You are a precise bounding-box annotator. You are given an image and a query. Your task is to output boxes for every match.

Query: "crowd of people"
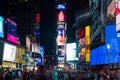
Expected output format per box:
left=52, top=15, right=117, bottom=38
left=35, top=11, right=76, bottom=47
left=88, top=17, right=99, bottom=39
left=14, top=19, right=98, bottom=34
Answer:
left=0, top=65, right=120, bottom=80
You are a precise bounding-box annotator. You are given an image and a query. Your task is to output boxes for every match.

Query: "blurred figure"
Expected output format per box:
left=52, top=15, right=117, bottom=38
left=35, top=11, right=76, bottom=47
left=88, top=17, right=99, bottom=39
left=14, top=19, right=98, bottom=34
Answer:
left=23, top=66, right=29, bottom=80
left=117, top=70, right=120, bottom=80
left=52, top=66, right=58, bottom=80
left=36, top=65, right=48, bottom=80
left=4, top=69, right=12, bottom=80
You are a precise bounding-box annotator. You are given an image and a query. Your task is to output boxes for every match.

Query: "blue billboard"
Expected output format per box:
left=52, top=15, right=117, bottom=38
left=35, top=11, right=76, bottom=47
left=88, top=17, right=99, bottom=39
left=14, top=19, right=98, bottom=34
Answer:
left=0, top=16, right=4, bottom=38
left=90, top=25, right=120, bottom=65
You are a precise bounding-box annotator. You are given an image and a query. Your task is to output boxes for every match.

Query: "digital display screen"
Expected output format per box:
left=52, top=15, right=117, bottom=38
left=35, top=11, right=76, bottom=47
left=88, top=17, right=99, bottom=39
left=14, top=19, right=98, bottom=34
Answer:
left=58, top=57, right=64, bottom=64
left=58, top=45, right=64, bottom=57
left=3, top=43, right=17, bottom=62
left=107, top=0, right=115, bottom=18
left=57, top=29, right=65, bottom=45
left=116, top=1, right=120, bottom=32
left=76, top=28, right=86, bottom=62
left=0, top=16, right=4, bottom=38
left=90, top=25, right=120, bottom=65
left=57, top=4, right=65, bottom=10
left=66, top=43, right=78, bottom=61
left=7, top=18, right=18, bottom=44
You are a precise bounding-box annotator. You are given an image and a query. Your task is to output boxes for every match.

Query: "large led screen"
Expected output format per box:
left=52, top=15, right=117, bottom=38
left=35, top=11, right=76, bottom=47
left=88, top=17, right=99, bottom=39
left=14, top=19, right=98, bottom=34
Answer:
left=58, top=45, right=65, bottom=57
left=116, top=1, right=120, bottom=32
left=58, top=57, right=64, bottom=64
left=90, top=25, right=120, bottom=65
left=57, top=29, right=65, bottom=45
left=3, top=43, right=17, bottom=62
left=76, top=28, right=86, bottom=62
left=7, top=18, right=18, bottom=44
left=66, top=43, right=78, bottom=61
left=0, top=16, right=4, bottom=38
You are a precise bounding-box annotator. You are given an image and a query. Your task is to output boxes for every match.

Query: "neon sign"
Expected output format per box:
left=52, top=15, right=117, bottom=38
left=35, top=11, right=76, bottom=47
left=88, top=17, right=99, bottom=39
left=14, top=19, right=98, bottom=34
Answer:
left=58, top=11, right=64, bottom=22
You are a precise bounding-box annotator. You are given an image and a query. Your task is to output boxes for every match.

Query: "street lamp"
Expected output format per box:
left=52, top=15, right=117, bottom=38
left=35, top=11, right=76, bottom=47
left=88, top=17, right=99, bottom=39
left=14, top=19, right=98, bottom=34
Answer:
left=107, top=44, right=110, bottom=79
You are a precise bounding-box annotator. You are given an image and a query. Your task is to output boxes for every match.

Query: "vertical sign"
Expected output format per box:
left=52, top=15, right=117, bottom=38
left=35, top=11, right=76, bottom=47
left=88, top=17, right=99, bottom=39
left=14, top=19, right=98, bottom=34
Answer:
left=0, top=16, right=4, bottom=38
left=85, top=26, right=90, bottom=62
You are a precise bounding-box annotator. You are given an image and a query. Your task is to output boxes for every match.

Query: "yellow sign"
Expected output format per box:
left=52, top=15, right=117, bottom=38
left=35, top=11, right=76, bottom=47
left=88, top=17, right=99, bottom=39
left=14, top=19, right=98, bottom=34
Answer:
left=85, top=26, right=90, bottom=62
left=21, top=48, right=25, bottom=64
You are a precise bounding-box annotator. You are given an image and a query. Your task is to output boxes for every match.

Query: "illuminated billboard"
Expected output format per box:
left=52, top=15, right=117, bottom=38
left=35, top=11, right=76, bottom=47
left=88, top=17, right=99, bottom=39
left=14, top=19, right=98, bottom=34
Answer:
left=85, top=26, right=90, bottom=62
left=40, top=46, right=44, bottom=65
left=116, top=1, right=120, bottom=32
left=58, top=45, right=65, bottom=56
left=57, top=29, right=65, bottom=45
left=32, top=43, right=40, bottom=53
left=90, top=25, right=120, bottom=65
left=58, top=57, right=64, bottom=64
left=58, top=11, right=64, bottom=22
left=76, top=28, right=86, bottom=62
left=7, top=18, right=18, bottom=44
left=57, top=4, right=65, bottom=10
left=0, top=16, right=4, bottom=38
left=66, top=43, right=78, bottom=61
left=26, top=36, right=31, bottom=51
left=3, top=43, right=17, bottom=62
left=107, top=0, right=115, bottom=23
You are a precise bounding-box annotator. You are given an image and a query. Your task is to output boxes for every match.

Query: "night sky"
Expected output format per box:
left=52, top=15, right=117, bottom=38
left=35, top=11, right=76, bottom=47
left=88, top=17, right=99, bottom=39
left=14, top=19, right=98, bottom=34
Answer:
left=40, top=0, right=57, bottom=55
left=40, top=0, right=76, bottom=55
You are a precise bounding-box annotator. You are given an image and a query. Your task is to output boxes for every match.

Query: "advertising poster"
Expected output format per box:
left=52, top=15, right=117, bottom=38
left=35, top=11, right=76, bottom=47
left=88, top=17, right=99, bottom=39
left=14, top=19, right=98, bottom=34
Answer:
left=16, top=48, right=22, bottom=63
left=90, top=25, right=120, bottom=65
left=85, top=26, right=90, bottom=62
left=3, top=43, right=17, bottom=62
left=7, top=18, right=18, bottom=44
left=116, top=1, right=120, bottom=32
left=76, top=28, right=86, bottom=62
left=0, top=16, right=4, bottom=38
left=66, top=43, right=78, bottom=61
left=57, top=29, right=65, bottom=45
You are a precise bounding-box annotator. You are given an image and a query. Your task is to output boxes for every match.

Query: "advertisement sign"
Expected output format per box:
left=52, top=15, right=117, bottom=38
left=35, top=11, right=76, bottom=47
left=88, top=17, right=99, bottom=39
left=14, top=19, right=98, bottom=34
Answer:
left=58, top=11, right=64, bottom=22
left=26, top=36, right=31, bottom=51
left=58, top=45, right=65, bottom=56
left=90, top=25, right=120, bottom=65
left=7, top=18, right=18, bottom=44
left=16, top=48, right=22, bottom=63
left=21, top=48, right=25, bottom=64
left=57, top=4, right=65, bottom=10
left=57, top=29, right=65, bottom=45
left=58, top=57, right=64, bottom=64
left=32, top=43, right=40, bottom=53
left=76, top=28, right=86, bottom=62
left=57, top=24, right=65, bottom=29
left=0, top=16, right=4, bottom=38
left=85, top=26, right=90, bottom=62
left=66, top=43, right=78, bottom=61
left=116, top=1, right=120, bottom=32
left=107, top=0, right=115, bottom=20
left=3, top=43, right=17, bottom=62
left=40, top=46, right=44, bottom=65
